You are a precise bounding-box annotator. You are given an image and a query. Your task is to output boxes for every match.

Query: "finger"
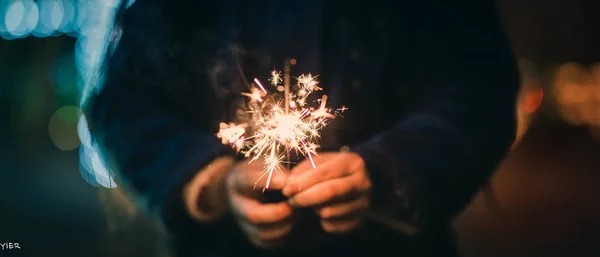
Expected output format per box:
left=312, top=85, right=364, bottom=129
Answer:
left=283, top=161, right=349, bottom=197
left=230, top=195, right=293, bottom=225
left=256, top=220, right=294, bottom=241
left=240, top=219, right=293, bottom=250
left=240, top=218, right=294, bottom=242
left=248, top=235, right=284, bottom=250
left=288, top=178, right=357, bottom=208
left=253, top=169, right=288, bottom=191
left=321, top=217, right=363, bottom=234
left=232, top=165, right=287, bottom=194
left=291, top=153, right=339, bottom=175
left=289, top=159, right=316, bottom=177
left=315, top=197, right=370, bottom=219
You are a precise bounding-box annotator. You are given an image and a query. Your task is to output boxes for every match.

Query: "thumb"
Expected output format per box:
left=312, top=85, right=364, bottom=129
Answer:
left=268, top=170, right=287, bottom=190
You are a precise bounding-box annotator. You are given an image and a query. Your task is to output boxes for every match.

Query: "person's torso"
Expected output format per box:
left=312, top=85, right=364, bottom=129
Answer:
left=157, top=1, right=461, bottom=256
left=166, top=0, right=421, bottom=152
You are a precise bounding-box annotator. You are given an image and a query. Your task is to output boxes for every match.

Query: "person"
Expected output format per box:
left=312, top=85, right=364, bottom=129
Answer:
left=453, top=62, right=600, bottom=257
left=84, top=0, right=519, bottom=256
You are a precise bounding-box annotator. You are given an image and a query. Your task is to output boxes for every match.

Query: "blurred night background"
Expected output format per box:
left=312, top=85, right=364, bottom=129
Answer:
left=0, top=0, right=598, bottom=256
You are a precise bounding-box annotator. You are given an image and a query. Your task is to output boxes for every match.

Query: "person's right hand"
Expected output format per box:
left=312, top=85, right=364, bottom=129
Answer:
left=225, top=161, right=294, bottom=249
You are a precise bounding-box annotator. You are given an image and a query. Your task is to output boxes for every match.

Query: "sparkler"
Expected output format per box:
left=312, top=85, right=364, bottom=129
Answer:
left=217, top=60, right=347, bottom=190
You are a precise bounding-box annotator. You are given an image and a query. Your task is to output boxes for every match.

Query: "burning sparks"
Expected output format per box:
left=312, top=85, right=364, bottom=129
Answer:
left=217, top=69, right=345, bottom=190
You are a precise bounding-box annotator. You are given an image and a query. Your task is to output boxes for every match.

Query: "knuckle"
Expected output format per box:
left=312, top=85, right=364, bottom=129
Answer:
left=323, top=169, right=338, bottom=180
left=362, top=177, right=372, bottom=190
left=325, top=183, right=341, bottom=199
left=352, top=178, right=371, bottom=195
left=354, top=171, right=371, bottom=189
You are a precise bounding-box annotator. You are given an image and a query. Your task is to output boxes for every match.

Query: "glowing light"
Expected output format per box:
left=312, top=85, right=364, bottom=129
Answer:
left=58, top=0, right=75, bottom=33
left=79, top=115, right=116, bottom=189
left=124, top=0, right=137, bottom=9
left=39, top=0, right=64, bottom=31
left=69, top=0, right=88, bottom=35
left=79, top=143, right=117, bottom=188
left=22, top=0, right=39, bottom=36
left=217, top=68, right=347, bottom=189
left=77, top=114, right=93, bottom=148
left=76, top=0, right=124, bottom=189
left=48, top=105, right=82, bottom=151
left=33, top=0, right=58, bottom=36
left=4, top=1, right=25, bottom=35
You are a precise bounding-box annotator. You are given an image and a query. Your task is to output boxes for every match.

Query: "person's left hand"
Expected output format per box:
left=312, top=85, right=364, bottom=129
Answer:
left=282, top=152, right=372, bottom=233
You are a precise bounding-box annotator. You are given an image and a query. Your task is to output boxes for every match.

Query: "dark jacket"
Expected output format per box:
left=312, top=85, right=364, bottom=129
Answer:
left=85, top=0, right=519, bottom=256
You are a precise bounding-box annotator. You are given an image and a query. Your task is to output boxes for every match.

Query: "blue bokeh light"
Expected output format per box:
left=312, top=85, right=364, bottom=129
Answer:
left=77, top=114, right=92, bottom=149
left=22, top=0, right=39, bottom=36
left=79, top=142, right=117, bottom=189
left=1, top=0, right=126, bottom=188
left=78, top=115, right=117, bottom=188
left=58, top=0, right=75, bottom=33
left=4, top=1, right=25, bottom=36
left=42, top=0, right=62, bottom=30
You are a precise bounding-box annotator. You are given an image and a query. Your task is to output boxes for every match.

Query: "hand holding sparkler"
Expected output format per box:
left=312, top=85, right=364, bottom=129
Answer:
left=225, top=160, right=294, bottom=249
left=282, top=152, right=372, bottom=234
left=217, top=64, right=346, bottom=190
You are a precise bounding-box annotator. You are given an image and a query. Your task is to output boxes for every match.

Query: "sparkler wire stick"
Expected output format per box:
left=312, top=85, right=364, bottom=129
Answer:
left=284, top=59, right=292, bottom=170
left=284, top=58, right=292, bottom=114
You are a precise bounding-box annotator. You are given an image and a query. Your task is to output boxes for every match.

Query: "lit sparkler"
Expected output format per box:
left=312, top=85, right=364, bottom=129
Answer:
left=217, top=62, right=347, bottom=190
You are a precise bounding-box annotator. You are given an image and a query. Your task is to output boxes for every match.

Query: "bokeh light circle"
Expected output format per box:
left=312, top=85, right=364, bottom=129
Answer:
left=22, top=0, right=40, bottom=37
left=33, top=0, right=62, bottom=37
left=3, top=0, right=40, bottom=38
left=79, top=143, right=118, bottom=188
left=77, top=113, right=118, bottom=188
left=41, top=0, right=64, bottom=31
left=4, top=1, right=25, bottom=36
left=77, top=114, right=93, bottom=148
left=68, top=0, right=88, bottom=34
left=79, top=149, right=101, bottom=188
left=58, top=0, right=75, bottom=33
left=48, top=105, right=81, bottom=151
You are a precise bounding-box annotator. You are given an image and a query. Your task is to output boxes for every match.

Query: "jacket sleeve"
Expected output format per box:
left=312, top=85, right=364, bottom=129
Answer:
left=354, top=0, right=520, bottom=229
left=84, top=0, right=245, bottom=246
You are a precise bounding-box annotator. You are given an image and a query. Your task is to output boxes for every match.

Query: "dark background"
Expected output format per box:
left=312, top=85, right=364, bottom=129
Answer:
left=0, top=0, right=598, bottom=256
